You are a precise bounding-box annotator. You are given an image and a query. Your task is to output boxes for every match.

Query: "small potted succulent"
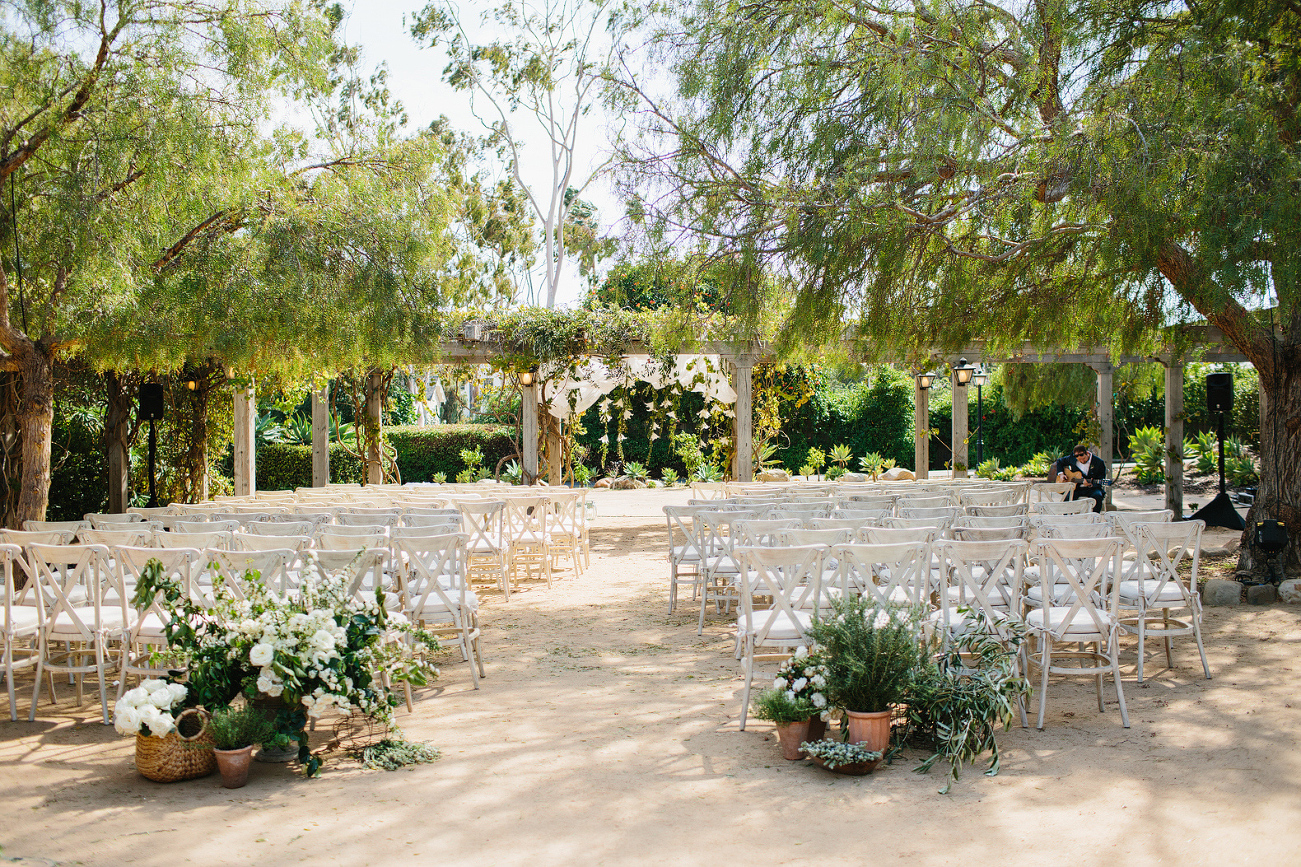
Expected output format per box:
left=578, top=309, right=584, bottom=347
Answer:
left=206, top=704, right=276, bottom=788
left=750, top=647, right=830, bottom=759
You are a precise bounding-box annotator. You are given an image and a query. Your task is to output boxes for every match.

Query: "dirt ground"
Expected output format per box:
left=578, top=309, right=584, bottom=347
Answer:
left=2, top=516, right=1300, bottom=867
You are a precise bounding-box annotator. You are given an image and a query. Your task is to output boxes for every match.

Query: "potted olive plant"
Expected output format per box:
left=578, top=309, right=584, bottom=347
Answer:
left=750, top=648, right=829, bottom=759
left=806, top=598, right=923, bottom=770
left=207, top=705, right=276, bottom=789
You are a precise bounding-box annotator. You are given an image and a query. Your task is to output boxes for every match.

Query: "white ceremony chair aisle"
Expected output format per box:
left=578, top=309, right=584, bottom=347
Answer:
left=2, top=544, right=40, bottom=721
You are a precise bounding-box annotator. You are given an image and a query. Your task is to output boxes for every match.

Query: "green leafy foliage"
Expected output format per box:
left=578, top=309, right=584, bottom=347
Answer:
left=206, top=704, right=277, bottom=751
left=1130, top=426, right=1166, bottom=485
left=806, top=599, right=923, bottom=714
left=660, top=467, right=680, bottom=486
left=902, top=609, right=1031, bottom=793
left=256, top=425, right=514, bottom=491
left=355, top=738, right=441, bottom=771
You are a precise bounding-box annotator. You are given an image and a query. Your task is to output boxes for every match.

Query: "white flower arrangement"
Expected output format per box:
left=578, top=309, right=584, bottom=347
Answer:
left=772, top=646, right=830, bottom=715
left=114, top=679, right=188, bottom=737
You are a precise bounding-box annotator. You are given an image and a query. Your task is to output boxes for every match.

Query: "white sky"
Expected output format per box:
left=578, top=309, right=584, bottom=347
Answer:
left=338, top=0, right=626, bottom=309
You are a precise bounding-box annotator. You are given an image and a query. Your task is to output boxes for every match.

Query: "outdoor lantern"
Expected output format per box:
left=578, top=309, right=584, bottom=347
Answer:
left=972, top=367, right=989, bottom=388
left=519, top=369, right=535, bottom=387
left=953, top=357, right=976, bottom=386
left=183, top=374, right=199, bottom=391
left=224, top=365, right=236, bottom=379
left=917, top=372, right=934, bottom=389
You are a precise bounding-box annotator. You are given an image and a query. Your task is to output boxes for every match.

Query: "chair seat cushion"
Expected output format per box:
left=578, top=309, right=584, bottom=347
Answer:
left=736, top=609, right=814, bottom=641
left=1117, top=581, right=1187, bottom=604
left=5, top=606, right=42, bottom=633
left=413, top=591, right=480, bottom=617
left=1026, top=606, right=1112, bottom=636
left=1025, top=583, right=1082, bottom=604
left=945, top=584, right=1015, bottom=607
left=670, top=545, right=702, bottom=563
left=48, top=607, right=126, bottom=636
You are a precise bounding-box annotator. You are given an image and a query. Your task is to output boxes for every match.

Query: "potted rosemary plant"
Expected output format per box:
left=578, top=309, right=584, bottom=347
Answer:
left=806, top=598, right=923, bottom=766
left=207, top=705, right=276, bottom=789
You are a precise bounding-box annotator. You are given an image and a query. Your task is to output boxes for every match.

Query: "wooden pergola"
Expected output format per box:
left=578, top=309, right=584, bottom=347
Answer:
left=226, top=324, right=1247, bottom=516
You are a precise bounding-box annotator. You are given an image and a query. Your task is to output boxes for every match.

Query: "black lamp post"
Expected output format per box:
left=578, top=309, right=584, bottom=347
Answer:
left=972, top=366, right=988, bottom=466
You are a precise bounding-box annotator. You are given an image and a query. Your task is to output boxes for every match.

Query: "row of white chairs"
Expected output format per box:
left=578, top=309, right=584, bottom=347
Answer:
left=1, top=533, right=485, bottom=723
left=727, top=521, right=1209, bottom=731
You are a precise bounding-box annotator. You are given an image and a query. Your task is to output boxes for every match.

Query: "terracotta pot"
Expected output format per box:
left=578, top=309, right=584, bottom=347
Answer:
left=214, top=745, right=255, bottom=789
left=843, top=710, right=891, bottom=772
left=774, top=716, right=828, bottom=760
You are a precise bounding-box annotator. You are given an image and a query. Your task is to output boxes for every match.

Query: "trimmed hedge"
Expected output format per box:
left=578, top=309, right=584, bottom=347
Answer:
left=255, top=424, right=516, bottom=492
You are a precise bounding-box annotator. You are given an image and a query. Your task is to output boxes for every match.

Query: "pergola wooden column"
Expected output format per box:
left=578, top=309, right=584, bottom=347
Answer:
left=224, top=327, right=1247, bottom=502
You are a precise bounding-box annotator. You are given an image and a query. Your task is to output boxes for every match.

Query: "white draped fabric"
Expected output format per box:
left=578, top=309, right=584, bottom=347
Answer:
left=544, top=355, right=737, bottom=420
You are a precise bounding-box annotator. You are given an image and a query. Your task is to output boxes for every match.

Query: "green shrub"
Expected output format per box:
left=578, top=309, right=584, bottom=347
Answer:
left=1129, top=425, right=1165, bottom=484
left=256, top=425, right=515, bottom=491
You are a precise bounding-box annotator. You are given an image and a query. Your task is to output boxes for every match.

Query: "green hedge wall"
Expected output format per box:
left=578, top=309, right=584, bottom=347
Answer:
left=256, top=424, right=516, bottom=492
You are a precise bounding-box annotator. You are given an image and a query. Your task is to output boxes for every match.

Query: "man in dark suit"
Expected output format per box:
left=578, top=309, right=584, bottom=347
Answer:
left=1049, top=444, right=1108, bottom=512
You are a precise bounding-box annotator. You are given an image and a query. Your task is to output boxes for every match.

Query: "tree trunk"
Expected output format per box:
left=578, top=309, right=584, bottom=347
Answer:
left=364, top=369, right=383, bottom=486
left=1237, top=346, right=1301, bottom=579
left=105, top=371, right=135, bottom=513
left=15, top=350, right=53, bottom=525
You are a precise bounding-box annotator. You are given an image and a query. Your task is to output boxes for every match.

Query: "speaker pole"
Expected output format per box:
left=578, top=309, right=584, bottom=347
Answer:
left=1217, top=409, right=1227, bottom=495
left=1191, top=409, right=1245, bottom=530
left=147, top=418, right=158, bottom=508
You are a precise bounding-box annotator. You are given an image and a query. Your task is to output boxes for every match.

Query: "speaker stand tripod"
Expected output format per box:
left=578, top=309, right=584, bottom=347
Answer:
left=1190, top=409, right=1245, bottom=531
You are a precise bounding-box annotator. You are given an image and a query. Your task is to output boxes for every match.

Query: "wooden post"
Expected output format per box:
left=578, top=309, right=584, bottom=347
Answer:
left=914, top=377, right=930, bottom=480
left=951, top=371, right=969, bottom=476
left=1093, top=361, right=1115, bottom=507
left=522, top=382, right=539, bottom=484
left=105, top=372, right=131, bottom=512
left=233, top=380, right=255, bottom=496
left=365, top=369, right=383, bottom=486
left=312, top=383, right=329, bottom=487
left=732, top=359, right=754, bottom=482
left=1164, top=360, right=1184, bottom=516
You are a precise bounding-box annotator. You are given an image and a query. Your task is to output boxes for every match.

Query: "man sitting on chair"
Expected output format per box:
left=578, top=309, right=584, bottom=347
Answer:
left=1049, top=444, right=1108, bottom=512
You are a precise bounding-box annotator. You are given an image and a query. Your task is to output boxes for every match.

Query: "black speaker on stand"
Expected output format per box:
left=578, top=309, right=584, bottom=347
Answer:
left=138, top=383, right=165, bottom=508
left=1190, top=372, right=1245, bottom=530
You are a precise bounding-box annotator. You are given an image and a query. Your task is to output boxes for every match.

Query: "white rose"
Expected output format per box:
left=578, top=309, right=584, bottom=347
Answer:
left=122, top=687, right=149, bottom=707
left=310, top=628, right=335, bottom=649
left=794, top=645, right=809, bottom=658
left=148, top=689, right=176, bottom=709
left=140, top=679, right=166, bottom=694
left=249, top=643, right=275, bottom=667
left=812, top=693, right=827, bottom=709
left=792, top=677, right=808, bottom=692
left=263, top=681, right=284, bottom=698
left=114, top=705, right=142, bottom=736
left=772, top=677, right=785, bottom=690
left=167, top=683, right=188, bottom=705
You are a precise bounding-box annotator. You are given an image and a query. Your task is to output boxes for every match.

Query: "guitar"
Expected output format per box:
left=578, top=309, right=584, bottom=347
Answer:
left=1057, top=462, right=1115, bottom=488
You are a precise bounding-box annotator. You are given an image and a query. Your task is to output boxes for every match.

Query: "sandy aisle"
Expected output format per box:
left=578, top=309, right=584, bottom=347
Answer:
left=2, top=516, right=1299, bottom=866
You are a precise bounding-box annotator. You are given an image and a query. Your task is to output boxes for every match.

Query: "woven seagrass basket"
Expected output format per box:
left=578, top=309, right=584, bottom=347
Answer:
left=135, top=708, right=216, bottom=783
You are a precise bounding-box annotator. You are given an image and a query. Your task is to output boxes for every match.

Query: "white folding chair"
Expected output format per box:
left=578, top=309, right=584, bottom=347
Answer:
left=205, top=548, right=296, bottom=597
left=22, top=520, right=89, bottom=536
left=1117, top=520, right=1210, bottom=683
left=664, top=505, right=709, bottom=616
left=157, top=530, right=234, bottom=550
left=79, top=526, right=154, bottom=548
left=1030, top=482, right=1076, bottom=503
left=456, top=500, right=509, bottom=600
left=734, top=518, right=802, bottom=547
left=734, top=544, right=823, bottom=730
left=1024, top=537, right=1128, bottom=729
left=832, top=542, right=928, bottom=608
left=1030, top=499, right=1096, bottom=516
left=2, top=544, right=40, bottom=721
left=395, top=535, right=483, bottom=689
left=958, top=488, right=1019, bottom=508
left=966, top=503, right=1029, bottom=518
left=113, top=546, right=200, bottom=697
left=246, top=520, right=314, bottom=537
left=27, top=543, right=121, bottom=723
left=85, top=512, right=146, bottom=528
left=503, top=496, right=552, bottom=589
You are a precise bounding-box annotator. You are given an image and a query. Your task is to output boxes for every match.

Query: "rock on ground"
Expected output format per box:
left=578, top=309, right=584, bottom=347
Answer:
left=1203, top=578, right=1243, bottom=606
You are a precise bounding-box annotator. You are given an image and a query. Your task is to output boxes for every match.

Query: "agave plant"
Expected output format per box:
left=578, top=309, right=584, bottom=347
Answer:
left=622, top=461, right=649, bottom=481
left=829, top=443, right=854, bottom=469
left=693, top=463, right=723, bottom=482
left=859, top=452, right=885, bottom=481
